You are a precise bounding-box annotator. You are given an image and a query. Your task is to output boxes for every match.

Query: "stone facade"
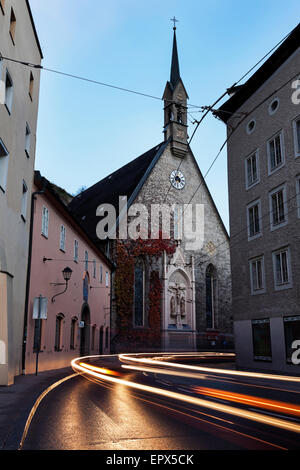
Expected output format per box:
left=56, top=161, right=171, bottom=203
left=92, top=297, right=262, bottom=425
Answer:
left=0, top=0, right=42, bottom=385
left=218, top=29, right=300, bottom=373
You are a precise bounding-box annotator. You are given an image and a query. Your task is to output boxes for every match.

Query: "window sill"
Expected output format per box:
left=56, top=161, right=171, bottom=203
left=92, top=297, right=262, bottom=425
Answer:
left=270, top=220, right=288, bottom=231
left=268, top=162, right=285, bottom=176
left=21, top=214, right=26, bottom=223
left=246, top=180, right=260, bottom=191
left=41, top=232, right=48, bottom=239
left=251, top=288, right=266, bottom=296
left=253, top=356, right=272, bottom=362
left=274, top=283, right=293, bottom=292
left=248, top=232, right=262, bottom=242
left=25, top=149, right=30, bottom=159
left=0, top=185, right=5, bottom=194
left=29, top=92, right=33, bottom=102
left=60, top=248, right=66, bottom=253
left=54, top=348, right=63, bottom=352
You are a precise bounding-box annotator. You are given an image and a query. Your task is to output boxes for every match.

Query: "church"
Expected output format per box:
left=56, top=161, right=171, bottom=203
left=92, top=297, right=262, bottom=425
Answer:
left=69, top=26, right=232, bottom=353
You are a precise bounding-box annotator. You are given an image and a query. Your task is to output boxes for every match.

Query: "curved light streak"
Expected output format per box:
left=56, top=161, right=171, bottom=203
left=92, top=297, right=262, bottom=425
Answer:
left=119, top=353, right=300, bottom=383
left=72, top=358, right=300, bottom=434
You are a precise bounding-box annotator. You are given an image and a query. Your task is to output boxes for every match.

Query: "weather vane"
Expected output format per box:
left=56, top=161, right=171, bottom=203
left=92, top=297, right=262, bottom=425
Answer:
left=170, top=16, right=179, bottom=30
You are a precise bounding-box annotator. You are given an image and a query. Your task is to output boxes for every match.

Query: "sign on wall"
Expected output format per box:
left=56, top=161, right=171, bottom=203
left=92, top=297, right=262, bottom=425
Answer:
left=32, top=296, right=48, bottom=320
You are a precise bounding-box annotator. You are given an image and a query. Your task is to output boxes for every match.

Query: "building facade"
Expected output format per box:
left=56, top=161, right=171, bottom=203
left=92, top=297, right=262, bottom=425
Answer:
left=217, top=23, right=300, bottom=373
left=0, top=0, right=42, bottom=384
left=69, top=28, right=233, bottom=353
left=24, top=172, right=113, bottom=375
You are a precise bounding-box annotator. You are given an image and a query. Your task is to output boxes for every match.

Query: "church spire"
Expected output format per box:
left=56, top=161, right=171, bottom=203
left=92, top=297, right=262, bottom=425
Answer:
left=162, top=18, right=189, bottom=158
left=170, top=25, right=180, bottom=88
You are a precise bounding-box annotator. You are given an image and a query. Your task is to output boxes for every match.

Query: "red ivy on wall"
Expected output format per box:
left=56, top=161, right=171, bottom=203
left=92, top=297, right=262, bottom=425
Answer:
left=114, top=234, right=177, bottom=350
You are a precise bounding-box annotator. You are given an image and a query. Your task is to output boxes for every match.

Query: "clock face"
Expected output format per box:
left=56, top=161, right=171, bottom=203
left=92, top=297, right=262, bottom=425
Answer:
left=170, top=170, right=186, bottom=190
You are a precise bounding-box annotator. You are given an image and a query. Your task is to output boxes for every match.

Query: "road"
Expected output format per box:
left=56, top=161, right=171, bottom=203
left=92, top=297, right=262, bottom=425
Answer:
left=21, top=353, right=300, bottom=450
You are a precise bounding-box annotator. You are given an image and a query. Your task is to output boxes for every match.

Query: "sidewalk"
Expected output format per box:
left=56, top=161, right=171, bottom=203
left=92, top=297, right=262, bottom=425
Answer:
left=0, top=367, right=73, bottom=450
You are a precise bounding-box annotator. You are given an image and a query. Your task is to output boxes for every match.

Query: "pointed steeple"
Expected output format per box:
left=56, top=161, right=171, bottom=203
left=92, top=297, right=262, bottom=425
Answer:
left=170, top=28, right=180, bottom=88
left=162, top=19, right=189, bottom=158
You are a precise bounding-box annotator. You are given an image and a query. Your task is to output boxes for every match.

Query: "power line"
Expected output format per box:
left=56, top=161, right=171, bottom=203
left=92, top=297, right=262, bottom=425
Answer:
left=183, top=71, right=300, bottom=211
left=0, top=53, right=202, bottom=110
left=197, top=185, right=300, bottom=266
left=161, top=27, right=294, bottom=205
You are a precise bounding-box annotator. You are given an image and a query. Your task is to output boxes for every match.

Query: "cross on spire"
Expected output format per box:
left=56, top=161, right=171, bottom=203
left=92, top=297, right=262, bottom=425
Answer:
left=170, top=16, right=178, bottom=30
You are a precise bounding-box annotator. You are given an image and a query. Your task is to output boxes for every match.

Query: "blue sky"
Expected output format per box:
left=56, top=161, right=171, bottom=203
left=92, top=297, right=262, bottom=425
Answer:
left=29, top=0, right=299, bottom=231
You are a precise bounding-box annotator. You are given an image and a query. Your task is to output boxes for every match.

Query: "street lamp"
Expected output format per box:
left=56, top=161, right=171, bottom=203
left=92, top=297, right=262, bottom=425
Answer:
left=51, top=266, right=73, bottom=303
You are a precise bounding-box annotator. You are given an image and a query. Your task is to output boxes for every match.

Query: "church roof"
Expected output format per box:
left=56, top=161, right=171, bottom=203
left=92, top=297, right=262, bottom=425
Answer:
left=69, top=141, right=168, bottom=242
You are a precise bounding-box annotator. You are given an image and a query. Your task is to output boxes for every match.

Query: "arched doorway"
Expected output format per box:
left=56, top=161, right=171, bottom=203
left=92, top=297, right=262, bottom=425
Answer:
left=80, top=304, right=91, bottom=357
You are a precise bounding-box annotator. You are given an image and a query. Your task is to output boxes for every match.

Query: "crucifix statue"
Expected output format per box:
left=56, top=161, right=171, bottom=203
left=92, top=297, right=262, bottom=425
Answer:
left=168, top=282, right=186, bottom=329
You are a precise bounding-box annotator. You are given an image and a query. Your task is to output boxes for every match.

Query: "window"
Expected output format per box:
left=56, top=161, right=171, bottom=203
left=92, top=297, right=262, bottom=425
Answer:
left=245, top=151, right=259, bottom=188
left=134, top=260, right=145, bottom=327
left=249, top=256, right=265, bottom=294
left=100, top=265, right=103, bottom=283
left=70, top=317, right=77, bottom=350
left=268, top=131, right=284, bottom=173
left=55, top=314, right=64, bottom=351
left=0, top=0, right=5, bottom=15
left=25, top=123, right=31, bottom=157
left=206, top=264, right=217, bottom=329
left=60, top=225, right=66, bottom=251
left=42, top=206, right=49, bottom=237
left=21, top=180, right=28, bottom=220
left=4, top=70, right=13, bottom=114
left=84, top=250, right=89, bottom=271
left=293, top=116, right=300, bottom=158
left=0, top=138, right=9, bottom=191
left=268, top=98, right=279, bottom=115
left=74, top=240, right=79, bottom=262
left=105, top=271, right=109, bottom=287
left=105, top=327, right=109, bottom=349
left=252, top=319, right=272, bottom=361
left=91, top=325, right=96, bottom=350
left=247, top=199, right=261, bottom=239
left=9, top=8, right=16, bottom=44
left=284, top=316, right=300, bottom=363
left=272, top=247, right=292, bottom=290
left=99, top=326, right=104, bottom=354
left=29, top=72, right=34, bottom=100
left=269, top=185, right=287, bottom=230
left=93, top=259, right=96, bottom=278
left=246, top=119, right=256, bottom=135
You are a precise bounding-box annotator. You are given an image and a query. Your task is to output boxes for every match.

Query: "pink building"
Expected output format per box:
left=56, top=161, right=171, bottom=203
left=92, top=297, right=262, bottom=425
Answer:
left=23, top=171, right=114, bottom=374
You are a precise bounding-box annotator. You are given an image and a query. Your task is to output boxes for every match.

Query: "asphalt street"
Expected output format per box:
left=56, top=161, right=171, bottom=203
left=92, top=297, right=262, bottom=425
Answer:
left=21, top=355, right=300, bottom=450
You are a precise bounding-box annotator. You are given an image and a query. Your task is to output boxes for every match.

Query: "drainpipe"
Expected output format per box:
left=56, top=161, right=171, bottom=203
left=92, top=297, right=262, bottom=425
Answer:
left=21, top=178, right=46, bottom=374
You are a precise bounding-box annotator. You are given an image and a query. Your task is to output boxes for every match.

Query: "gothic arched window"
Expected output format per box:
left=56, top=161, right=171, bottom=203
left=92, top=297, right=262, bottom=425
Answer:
left=134, top=259, right=145, bottom=327
left=206, top=264, right=217, bottom=329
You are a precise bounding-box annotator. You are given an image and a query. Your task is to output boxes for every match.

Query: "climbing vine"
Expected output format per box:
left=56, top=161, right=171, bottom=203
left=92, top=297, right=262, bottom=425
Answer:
left=114, top=234, right=177, bottom=350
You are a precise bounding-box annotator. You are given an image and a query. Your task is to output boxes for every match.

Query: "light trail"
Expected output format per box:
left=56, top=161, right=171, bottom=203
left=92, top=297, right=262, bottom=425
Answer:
left=72, top=358, right=300, bottom=434
left=191, top=386, right=300, bottom=418
left=119, top=353, right=300, bottom=383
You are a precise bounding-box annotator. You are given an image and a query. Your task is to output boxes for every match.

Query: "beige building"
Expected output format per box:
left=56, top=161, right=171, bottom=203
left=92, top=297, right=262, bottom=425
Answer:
left=0, top=0, right=42, bottom=385
left=217, top=23, right=300, bottom=373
